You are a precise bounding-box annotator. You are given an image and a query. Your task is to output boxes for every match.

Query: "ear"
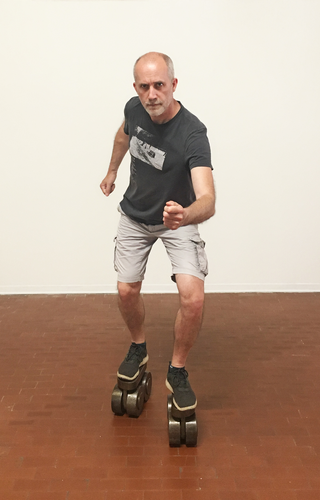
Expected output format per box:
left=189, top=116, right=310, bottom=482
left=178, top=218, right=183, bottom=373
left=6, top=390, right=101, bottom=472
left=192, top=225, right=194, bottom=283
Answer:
left=172, top=78, right=178, bottom=92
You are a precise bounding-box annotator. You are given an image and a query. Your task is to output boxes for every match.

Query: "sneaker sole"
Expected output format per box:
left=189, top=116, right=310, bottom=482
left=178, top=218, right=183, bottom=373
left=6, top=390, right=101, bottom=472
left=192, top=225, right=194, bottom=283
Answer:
left=117, top=355, right=149, bottom=381
left=165, top=379, right=197, bottom=412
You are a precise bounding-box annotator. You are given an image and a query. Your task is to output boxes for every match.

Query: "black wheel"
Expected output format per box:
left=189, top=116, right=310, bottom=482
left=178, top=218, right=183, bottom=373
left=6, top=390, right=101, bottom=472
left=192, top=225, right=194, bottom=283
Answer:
left=111, top=384, right=125, bottom=416
left=126, top=384, right=145, bottom=418
left=185, top=414, right=198, bottom=447
left=141, top=372, right=152, bottom=402
left=167, top=395, right=181, bottom=447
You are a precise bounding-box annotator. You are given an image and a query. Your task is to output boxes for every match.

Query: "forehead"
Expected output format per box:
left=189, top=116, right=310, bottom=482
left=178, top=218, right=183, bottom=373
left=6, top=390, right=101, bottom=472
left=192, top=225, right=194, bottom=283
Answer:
left=134, top=57, right=170, bottom=82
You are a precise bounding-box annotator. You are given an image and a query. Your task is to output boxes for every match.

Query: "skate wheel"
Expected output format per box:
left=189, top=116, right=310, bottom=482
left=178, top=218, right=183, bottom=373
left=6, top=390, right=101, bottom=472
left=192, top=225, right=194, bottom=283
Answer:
left=141, top=371, right=152, bottom=402
left=126, top=384, right=145, bottom=418
left=167, top=395, right=181, bottom=447
left=185, top=414, right=198, bottom=447
left=111, top=384, right=125, bottom=416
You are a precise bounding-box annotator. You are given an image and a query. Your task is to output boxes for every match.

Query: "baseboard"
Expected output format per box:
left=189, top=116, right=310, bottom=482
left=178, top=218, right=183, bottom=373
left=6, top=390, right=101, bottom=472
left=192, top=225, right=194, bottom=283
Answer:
left=0, top=283, right=319, bottom=295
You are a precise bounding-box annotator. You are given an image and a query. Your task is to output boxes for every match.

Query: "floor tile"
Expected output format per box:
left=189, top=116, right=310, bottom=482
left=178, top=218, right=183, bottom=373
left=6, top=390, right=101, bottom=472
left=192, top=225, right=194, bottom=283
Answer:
left=0, top=293, right=320, bottom=500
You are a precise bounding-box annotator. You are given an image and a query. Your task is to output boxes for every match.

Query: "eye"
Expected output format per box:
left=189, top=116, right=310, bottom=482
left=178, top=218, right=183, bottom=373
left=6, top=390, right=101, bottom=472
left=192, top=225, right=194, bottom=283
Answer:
left=140, top=84, right=149, bottom=90
left=156, top=82, right=163, bottom=88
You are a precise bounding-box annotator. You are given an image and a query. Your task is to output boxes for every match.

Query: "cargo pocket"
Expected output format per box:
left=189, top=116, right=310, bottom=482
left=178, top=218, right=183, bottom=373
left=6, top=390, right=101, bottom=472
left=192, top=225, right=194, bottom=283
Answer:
left=191, top=237, right=208, bottom=277
left=113, top=236, right=118, bottom=272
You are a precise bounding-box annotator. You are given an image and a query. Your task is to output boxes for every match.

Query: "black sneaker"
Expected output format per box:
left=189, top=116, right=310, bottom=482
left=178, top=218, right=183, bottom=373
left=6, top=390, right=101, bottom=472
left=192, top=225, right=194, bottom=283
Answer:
left=117, top=343, right=149, bottom=381
left=165, top=364, right=197, bottom=411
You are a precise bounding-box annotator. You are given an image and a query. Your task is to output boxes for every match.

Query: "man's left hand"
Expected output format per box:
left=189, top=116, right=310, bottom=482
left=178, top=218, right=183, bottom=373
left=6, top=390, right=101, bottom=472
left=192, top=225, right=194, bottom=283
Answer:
left=163, top=201, right=186, bottom=230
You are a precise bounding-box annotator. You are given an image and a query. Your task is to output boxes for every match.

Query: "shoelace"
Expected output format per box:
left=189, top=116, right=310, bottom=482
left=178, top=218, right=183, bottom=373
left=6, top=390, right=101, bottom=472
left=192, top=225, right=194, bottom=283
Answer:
left=172, top=368, right=189, bottom=387
left=126, top=344, right=143, bottom=362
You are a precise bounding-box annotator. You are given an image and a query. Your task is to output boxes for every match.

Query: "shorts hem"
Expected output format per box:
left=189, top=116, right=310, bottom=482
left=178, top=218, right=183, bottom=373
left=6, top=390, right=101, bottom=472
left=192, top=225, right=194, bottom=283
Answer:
left=172, top=270, right=207, bottom=282
left=117, top=276, right=144, bottom=284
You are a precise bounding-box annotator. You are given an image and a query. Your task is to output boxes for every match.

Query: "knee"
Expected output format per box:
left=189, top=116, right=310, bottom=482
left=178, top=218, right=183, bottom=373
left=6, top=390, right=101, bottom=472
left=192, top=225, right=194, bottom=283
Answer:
left=117, top=281, right=141, bottom=304
left=180, top=289, right=204, bottom=318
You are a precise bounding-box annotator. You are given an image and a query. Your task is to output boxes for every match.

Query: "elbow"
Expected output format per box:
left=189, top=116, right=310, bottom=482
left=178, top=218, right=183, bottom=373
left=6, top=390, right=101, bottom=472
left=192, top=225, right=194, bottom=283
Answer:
left=210, top=197, right=216, bottom=218
left=204, top=202, right=215, bottom=223
left=209, top=207, right=215, bottom=220
left=202, top=196, right=215, bottom=222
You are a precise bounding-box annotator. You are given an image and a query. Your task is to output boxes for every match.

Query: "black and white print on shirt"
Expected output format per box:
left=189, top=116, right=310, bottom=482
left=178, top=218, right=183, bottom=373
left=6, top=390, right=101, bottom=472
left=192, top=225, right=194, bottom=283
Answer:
left=129, top=126, right=166, bottom=171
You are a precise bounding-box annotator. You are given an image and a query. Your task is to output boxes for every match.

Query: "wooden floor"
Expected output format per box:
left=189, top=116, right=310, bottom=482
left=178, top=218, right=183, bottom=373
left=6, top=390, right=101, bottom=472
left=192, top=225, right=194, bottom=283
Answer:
left=0, top=293, right=320, bottom=500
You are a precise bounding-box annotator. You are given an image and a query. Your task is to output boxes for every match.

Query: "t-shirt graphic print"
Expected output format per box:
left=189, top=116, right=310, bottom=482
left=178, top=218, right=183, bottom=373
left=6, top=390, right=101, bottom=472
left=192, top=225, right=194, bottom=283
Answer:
left=130, top=126, right=166, bottom=171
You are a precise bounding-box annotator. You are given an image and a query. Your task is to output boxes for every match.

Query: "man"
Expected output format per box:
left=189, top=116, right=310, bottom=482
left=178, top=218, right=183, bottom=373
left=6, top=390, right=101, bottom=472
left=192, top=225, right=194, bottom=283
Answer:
left=100, top=52, right=215, bottom=412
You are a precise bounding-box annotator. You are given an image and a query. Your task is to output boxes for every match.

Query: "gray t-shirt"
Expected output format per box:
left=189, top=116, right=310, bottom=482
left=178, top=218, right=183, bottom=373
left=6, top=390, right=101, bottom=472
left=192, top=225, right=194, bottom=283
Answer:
left=121, top=96, right=212, bottom=225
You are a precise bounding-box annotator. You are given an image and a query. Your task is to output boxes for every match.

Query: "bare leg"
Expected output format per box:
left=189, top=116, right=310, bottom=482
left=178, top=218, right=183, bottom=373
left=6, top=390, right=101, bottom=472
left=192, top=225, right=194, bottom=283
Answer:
left=171, top=274, right=204, bottom=368
left=117, top=281, right=146, bottom=344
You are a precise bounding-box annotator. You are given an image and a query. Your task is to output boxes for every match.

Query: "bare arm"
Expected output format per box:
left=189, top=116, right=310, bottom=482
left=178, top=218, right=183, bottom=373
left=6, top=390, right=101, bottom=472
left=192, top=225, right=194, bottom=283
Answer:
left=163, top=167, right=215, bottom=230
left=100, top=120, right=129, bottom=196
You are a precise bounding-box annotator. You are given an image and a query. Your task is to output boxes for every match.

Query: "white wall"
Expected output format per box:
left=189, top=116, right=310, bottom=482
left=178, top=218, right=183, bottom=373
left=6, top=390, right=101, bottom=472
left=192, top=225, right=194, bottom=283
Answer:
left=0, top=0, right=319, bottom=294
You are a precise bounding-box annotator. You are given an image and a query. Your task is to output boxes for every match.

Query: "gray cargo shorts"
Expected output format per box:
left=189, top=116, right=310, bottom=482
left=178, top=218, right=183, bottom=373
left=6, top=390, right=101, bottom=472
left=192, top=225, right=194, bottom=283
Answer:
left=114, top=213, right=208, bottom=283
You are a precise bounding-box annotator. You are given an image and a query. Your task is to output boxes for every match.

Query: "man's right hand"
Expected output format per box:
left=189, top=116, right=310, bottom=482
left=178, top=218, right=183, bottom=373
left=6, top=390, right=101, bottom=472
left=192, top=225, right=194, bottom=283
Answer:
left=100, top=171, right=117, bottom=196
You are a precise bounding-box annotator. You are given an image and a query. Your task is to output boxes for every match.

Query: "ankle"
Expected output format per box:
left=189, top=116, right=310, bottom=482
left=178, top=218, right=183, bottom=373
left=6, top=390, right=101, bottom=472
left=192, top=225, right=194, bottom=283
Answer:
left=169, top=362, right=185, bottom=372
left=132, top=341, right=146, bottom=348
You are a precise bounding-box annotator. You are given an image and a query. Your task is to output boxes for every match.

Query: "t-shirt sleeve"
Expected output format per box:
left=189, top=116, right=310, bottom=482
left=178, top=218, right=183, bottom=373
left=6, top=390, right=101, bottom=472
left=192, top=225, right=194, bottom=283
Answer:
left=186, top=128, right=213, bottom=170
left=123, top=101, right=130, bottom=135
left=123, top=97, right=140, bottom=136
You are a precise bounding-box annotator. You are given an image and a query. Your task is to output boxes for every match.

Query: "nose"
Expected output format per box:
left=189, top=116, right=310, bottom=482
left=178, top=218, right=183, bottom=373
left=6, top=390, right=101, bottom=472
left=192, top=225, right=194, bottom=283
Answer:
left=148, top=85, right=157, bottom=101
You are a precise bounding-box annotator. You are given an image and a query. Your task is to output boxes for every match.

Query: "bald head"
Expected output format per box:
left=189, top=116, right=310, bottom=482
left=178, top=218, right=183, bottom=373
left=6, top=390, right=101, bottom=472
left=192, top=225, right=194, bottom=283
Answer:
left=133, top=51, right=179, bottom=123
left=134, top=52, right=175, bottom=81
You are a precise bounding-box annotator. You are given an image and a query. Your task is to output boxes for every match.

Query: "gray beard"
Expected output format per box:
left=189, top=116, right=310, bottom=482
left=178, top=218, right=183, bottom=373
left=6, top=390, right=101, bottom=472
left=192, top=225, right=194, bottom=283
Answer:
left=145, top=104, right=165, bottom=117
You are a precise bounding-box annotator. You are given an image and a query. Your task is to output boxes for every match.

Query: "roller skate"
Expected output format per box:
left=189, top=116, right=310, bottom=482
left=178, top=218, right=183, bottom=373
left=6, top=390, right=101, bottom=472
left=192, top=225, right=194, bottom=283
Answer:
left=111, top=342, right=152, bottom=418
left=166, top=364, right=198, bottom=447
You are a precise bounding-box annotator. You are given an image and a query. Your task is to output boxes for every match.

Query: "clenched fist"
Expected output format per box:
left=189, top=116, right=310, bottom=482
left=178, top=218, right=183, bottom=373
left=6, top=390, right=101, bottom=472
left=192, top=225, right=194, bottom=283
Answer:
left=163, top=201, right=186, bottom=230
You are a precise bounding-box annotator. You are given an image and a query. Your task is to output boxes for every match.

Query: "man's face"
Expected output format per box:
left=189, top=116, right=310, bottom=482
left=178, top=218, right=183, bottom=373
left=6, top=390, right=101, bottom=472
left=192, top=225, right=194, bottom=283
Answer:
left=133, top=57, right=178, bottom=122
